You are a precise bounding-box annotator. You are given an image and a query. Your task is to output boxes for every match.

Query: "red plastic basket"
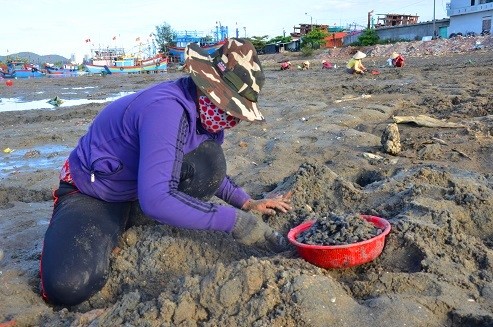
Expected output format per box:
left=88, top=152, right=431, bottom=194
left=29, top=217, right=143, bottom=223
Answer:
left=287, top=215, right=391, bottom=269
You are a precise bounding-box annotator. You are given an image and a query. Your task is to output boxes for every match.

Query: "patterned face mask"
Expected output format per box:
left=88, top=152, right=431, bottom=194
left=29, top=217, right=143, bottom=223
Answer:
left=198, top=95, right=241, bottom=133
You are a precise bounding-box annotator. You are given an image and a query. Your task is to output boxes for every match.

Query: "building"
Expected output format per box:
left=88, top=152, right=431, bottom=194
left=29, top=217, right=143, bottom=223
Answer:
left=372, top=19, right=450, bottom=42
left=447, top=0, right=493, bottom=36
left=343, top=12, right=450, bottom=45
left=262, top=40, right=300, bottom=54
left=290, top=23, right=347, bottom=48
left=290, top=24, right=328, bottom=37
left=375, top=14, right=420, bottom=27
left=324, top=32, right=347, bottom=47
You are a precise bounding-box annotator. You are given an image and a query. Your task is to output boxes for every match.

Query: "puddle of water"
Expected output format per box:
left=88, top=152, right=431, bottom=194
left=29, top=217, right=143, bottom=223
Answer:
left=37, top=219, right=50, bottom=225
left=0, top=91, right=134, bottom=112
left=0, top=144, right=72, bottom=177
left=62, top=86, right=96, bottom=90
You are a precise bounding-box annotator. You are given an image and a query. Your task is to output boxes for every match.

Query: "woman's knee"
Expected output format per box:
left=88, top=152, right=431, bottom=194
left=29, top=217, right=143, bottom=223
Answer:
left=40, top=192, right=128, bottom=306
left=41, top=265, right=107, bottom=306
left=179, top=140, right=226, bottom=199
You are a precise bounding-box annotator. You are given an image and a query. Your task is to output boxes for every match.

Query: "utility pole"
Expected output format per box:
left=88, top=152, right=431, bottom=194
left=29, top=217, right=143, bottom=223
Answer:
left=305, top=12, right=313, bottom=32
left=368, top=10, right=374, bottom=29
left=433, top=0, right=436, bottom=38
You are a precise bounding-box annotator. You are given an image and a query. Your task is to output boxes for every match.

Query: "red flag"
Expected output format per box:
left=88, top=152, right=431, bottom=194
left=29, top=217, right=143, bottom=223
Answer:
left=113, top=36, right=116, bottom=40
left=85, top=38, right=91, bottom=43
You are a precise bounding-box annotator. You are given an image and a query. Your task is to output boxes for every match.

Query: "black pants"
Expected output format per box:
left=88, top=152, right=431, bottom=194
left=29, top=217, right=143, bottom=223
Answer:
left=40, top=141, right=226, bottom=306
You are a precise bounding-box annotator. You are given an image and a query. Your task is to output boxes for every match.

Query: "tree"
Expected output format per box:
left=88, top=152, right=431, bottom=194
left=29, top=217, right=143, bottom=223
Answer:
left=248, top=35, right=269, bottom=53
left=154, top=22, right=176, bottom=53
left=266, top=35, right=292, bottom=44
left=357, top=28, right=380, bottom=46
left=301, top=28, right=328, bottom=49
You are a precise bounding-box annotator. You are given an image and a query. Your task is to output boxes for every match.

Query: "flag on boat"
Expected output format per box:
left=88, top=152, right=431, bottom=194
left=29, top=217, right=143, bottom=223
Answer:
left=85, top=38, right=91, bottom=43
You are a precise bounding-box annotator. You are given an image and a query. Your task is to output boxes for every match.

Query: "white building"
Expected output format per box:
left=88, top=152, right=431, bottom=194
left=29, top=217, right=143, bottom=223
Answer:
left=447, top=0, right=493, bottom=36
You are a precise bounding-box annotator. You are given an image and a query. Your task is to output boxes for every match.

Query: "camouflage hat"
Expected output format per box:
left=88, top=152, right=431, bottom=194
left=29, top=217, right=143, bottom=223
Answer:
left=184, top=38, right=265, bottom=122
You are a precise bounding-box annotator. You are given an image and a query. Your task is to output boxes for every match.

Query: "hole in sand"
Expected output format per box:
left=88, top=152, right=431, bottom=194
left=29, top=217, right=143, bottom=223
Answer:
left=485, top=239, right=493, bottom=250
left=378, top=237, right=424, bottom=273
left=355, top=170, right=385, bottom=187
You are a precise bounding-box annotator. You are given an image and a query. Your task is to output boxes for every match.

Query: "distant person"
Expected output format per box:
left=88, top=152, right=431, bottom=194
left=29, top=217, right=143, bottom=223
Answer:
left=321, top=60, right=334, bottom=69
left=7, top=61, right=14, bottom=74
left=280, top=61, right=291, bottom=70
left=346, top=51, right=367, bottom=74
left=387, top=52, right=405, bottom=68
left=40, top=38, right=292, bottom=307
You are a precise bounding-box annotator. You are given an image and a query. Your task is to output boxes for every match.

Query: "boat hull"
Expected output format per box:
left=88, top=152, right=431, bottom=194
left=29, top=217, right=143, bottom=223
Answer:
left=168, top=43, right=223, bottom=63
left=84, top=61, right=167, bottom=74
left=45, top=67, right=86, bottom=76
left=1, top=69, right=45, bottom=78
left=142, top=62, right=168, bottom=72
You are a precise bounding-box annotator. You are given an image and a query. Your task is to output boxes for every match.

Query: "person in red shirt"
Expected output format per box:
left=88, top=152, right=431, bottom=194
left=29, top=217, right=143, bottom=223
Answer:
left=280, top=61, right=291, bottom=70
left=390, top=52, right=405, bottom=68
left=322, top=60, right=333, bottom=69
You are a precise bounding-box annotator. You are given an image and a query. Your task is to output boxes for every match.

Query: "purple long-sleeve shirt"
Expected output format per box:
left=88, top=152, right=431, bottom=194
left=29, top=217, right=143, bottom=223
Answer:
left=68, top=76, right=251, bottom=232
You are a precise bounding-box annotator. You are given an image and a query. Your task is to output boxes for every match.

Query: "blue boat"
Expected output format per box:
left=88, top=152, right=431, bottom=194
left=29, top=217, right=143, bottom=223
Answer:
left=168, top=42, right=224, bottom=64
left=44, top=64, right=86, bottom=77
left=0, top=61, right=45, bottom=78
left=84, top=48, right=167, bottom=74
left=169, top=26, right=228, bottom=64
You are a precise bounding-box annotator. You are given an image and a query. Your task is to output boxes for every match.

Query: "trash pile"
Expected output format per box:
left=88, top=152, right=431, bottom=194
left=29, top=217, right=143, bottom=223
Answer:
left=260, top=35, right=492, bottom=67
left=368, top=34, right=492, bottom=58
left=319, top=35, right=492, bottom=59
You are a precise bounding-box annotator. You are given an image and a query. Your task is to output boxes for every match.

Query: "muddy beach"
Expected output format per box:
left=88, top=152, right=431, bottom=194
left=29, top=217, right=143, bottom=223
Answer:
left=1, top=40, right=493, bottom=326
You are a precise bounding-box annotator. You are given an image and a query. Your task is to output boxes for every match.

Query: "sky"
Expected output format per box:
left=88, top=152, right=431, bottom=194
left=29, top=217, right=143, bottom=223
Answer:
left=1, top=0, right=448, bottom=62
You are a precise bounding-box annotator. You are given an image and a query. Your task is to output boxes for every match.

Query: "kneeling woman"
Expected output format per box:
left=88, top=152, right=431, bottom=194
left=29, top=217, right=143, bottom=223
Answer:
left=40, top=38, right=292, bottom=306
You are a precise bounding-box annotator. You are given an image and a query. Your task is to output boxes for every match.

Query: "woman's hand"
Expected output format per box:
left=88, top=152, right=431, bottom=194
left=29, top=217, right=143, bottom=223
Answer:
left=241, top=192, right=292, bottom=215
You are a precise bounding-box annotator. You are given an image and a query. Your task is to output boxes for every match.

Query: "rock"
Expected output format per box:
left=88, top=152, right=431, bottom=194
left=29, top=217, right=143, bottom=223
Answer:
left=381, top=123, right=401, bottom=155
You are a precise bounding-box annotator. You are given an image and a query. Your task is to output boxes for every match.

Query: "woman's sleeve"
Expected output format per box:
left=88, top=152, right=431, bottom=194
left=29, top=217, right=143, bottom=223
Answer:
left=215, top=176, right=252, bottom=209
left=136, top=100, right=236, bottom=232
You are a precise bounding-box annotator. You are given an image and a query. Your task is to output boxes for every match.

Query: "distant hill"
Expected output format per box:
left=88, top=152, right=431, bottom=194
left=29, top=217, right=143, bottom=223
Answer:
left=0, top=52, right=70, bottom=64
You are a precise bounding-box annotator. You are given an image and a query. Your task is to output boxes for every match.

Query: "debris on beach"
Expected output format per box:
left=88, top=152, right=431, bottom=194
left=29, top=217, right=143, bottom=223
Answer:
left=393, top=114, right=465, bottom=128
left=47, top=96, right=63, bottom=107
left=334, top=94, right=371, bottom=103
left=23, top=149, right=41, bottom=159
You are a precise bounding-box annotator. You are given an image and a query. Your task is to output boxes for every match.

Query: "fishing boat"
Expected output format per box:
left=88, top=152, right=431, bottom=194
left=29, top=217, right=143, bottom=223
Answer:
left=140, top=55, right=168, bottom=73
left=167, top=26, right=229, bottom=63
left=84, top=47, right=167, bottom=74
left=0, top=61, right=45, bottom=78
left=44, top=63, right=86, bottom=77
left=168, top=42, right=224, bottom=64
